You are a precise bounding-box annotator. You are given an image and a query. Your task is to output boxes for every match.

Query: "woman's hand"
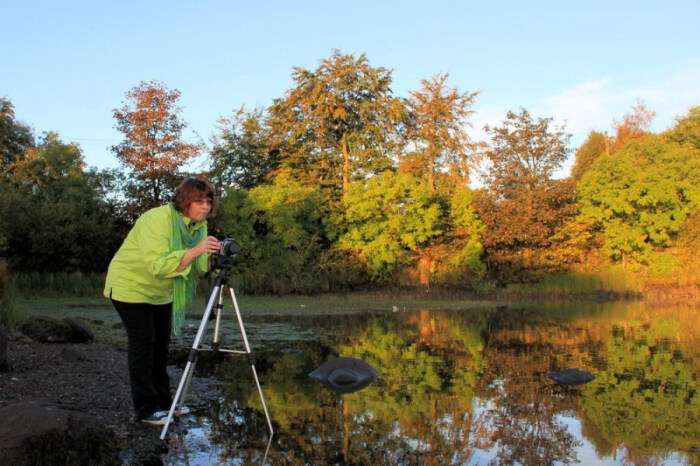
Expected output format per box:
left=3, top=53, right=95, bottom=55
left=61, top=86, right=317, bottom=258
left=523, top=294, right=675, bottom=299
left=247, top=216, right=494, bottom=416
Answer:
left=176, top=236, right=220, bottom=272
left=192, top=236, right=221, bottom=257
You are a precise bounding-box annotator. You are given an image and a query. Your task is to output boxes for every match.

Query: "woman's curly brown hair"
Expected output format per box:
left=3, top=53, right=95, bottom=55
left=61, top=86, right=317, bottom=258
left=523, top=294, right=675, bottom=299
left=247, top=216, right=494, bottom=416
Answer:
left=172, top=177, right=218, bottom=216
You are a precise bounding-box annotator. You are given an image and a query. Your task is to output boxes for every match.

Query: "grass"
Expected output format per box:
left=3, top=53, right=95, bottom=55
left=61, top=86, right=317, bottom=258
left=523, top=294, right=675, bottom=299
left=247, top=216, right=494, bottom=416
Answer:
left=504, top=270, right=643, bottom=298
left=9, top=291, right=502, bottom=320
left=11, top=272, right=105, bottom=297
left=7, top=292, right=505, bottom=346
left=7, top=267, right=692, bottom=332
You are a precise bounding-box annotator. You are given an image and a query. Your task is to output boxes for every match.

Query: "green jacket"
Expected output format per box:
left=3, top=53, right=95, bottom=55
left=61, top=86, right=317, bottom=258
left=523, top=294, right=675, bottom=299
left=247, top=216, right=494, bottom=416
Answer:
left=104, top=204, right=210, bottom=304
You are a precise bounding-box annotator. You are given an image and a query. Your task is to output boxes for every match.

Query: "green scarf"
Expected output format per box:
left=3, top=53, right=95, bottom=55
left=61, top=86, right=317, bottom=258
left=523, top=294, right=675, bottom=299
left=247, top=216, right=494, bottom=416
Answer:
left=171, top=204, right=205, bottom=335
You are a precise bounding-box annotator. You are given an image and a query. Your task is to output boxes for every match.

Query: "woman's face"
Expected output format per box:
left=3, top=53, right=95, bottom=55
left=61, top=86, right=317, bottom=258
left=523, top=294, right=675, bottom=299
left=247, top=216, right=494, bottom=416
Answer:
left=185, top=197, right=212, bottom=222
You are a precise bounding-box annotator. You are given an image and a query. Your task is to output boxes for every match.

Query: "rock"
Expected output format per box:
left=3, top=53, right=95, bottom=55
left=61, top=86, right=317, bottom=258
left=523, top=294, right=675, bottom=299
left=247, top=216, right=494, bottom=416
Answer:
left=63, top=317, right=95, bottom=343
left=0, top=327, right=8, bottom=371
left=309, top=357, right=379, bottom=394
left=0, top=400, right=120, bottom=465
left=546, top=368, right=595, bottom=386
left=19, top=316, right=72, bottom=343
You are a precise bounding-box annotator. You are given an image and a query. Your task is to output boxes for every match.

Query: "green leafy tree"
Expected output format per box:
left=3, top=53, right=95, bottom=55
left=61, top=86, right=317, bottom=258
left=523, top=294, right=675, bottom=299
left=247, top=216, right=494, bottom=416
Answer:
left=216, top=176, right=328, bottom=293
left=209, top=106, right=277, bottom=190
left=577, top=131, right=699, bottom=268
left=667, top=105, right=700, bottom=150
left=268, top=50, right=405, bottom=204
left=0, top=133, right=122, bottom=272
left=339, top=170, right=442, bottom=282
left=0, top=97, right=34, bottom=177
left=446, top=185, right=485, bottom=278
left=111, top=80, right=202, bottom=216
left=570, top=130, right=608, bottom=181
left=405, top=73, right=479, bottom=191
left=475, top=108, right=576, bottom=282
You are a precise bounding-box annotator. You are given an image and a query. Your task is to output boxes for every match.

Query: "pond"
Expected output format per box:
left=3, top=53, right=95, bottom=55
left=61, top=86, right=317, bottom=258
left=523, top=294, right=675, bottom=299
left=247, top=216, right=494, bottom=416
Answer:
left=162, top=300, right=699, bottom=465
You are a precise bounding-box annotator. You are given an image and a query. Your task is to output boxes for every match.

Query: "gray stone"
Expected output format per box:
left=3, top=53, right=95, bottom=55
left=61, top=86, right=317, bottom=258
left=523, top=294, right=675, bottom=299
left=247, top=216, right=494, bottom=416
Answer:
left=63, top=317, right=95, bottom=343
left=19, top=316, right=72, bottom=343
left=546, top=368, right=595, bottom=386
left=309, top=356, right=379, bottom=394
left=0, top=400, right=120, bottom=465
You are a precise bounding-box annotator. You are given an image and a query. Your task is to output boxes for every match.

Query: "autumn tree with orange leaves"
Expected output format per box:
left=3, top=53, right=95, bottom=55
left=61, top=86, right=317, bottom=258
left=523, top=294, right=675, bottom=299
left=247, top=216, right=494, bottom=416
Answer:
left=112, top=80, right=202, bottom=215
left=267, top=50, right=405, bottom=205
left=612, top=100, right=655, bottom=151
left=474, top=108, right=577, bottom=283
left=404, top=73, right=480, bottom=192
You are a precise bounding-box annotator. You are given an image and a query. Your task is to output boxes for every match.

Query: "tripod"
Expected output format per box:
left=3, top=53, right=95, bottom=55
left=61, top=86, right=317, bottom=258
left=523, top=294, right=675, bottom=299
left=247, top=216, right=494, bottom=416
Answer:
left=160, top=264, right=274, bottom=441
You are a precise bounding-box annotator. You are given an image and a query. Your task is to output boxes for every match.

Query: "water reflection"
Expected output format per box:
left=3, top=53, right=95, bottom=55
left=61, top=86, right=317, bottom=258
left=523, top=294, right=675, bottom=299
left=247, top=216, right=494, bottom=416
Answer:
left=164, top=302, right=699, bottom=465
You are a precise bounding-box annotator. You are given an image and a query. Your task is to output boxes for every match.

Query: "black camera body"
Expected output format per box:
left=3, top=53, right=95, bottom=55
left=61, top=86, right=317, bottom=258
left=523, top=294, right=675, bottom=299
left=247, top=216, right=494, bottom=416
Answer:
left=217, top=238, right=240, bottom=257
left=211, top=238, right=240, bottom=270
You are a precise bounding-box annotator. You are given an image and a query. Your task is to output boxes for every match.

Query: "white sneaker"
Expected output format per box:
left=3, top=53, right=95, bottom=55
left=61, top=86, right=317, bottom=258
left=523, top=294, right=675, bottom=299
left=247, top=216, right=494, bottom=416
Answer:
left=140, top=411, right=169, bottom=426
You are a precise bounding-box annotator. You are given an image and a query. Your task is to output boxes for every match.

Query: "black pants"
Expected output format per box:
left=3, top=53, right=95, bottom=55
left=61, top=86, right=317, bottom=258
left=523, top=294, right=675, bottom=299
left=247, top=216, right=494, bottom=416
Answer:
left=112, top=300, right=173, bottom=420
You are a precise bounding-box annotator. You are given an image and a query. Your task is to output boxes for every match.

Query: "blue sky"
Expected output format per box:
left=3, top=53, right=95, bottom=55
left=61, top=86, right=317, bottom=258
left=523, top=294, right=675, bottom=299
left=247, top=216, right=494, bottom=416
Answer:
left=3, top=1, right=699, bottom=175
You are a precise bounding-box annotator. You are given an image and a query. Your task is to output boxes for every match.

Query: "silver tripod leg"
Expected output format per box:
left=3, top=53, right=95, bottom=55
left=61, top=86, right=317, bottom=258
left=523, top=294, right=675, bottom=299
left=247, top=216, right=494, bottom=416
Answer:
left=228, top=285, right=274, bottom=436
left=160, top=284, right=222, bottom=439
left=160, top=277, right=274, bottom=443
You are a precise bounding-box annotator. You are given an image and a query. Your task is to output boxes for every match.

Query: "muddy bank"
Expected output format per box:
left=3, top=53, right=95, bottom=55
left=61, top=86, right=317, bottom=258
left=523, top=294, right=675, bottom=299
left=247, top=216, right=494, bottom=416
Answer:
left=0, top=329, right=222, bottom=464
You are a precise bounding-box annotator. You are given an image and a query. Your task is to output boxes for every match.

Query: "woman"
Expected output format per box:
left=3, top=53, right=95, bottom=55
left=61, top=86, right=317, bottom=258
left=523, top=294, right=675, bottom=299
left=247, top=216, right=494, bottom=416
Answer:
left=104, top=177, right=221, bottom=425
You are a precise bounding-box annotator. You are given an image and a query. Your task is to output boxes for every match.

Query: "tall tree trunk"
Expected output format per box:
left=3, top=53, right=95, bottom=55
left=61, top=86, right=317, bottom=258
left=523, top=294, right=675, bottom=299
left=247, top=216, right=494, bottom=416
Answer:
left=342, top=132, right=350, bottom=203
left=460, top=150, right=469, bottom=185
left=428, top=155, right=435, bottom=193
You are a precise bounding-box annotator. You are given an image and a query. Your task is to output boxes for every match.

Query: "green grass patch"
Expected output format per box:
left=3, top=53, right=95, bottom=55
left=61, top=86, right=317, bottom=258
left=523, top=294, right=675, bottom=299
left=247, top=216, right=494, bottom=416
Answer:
left=12, top=272, right=106, bottom=297
left=505, top=270, right=642, bottom=298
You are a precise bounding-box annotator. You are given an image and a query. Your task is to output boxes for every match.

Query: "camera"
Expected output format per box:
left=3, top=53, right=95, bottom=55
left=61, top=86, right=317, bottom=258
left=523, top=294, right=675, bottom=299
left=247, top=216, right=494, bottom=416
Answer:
left=210, top=238, right=240, bottom=270
left=217, top=238, right=240, bottom=257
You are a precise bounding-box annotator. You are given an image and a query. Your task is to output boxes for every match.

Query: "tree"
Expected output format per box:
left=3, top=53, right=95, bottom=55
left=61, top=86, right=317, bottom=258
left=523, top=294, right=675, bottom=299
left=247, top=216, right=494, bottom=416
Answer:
left=475, top=109, right=576, bottom=282
left=447, top=186, right=485, bottom=278
left=339, top=170, right=443, bottom=282
left=405, top=73, right=479, bottom=191
left=216, top=176, right=329, bottom=293
left=111, top=80, right=202, bottom=215
left=577, top=121, right=699, bottom=268
left=667, top=105, right=700, bottom=150
left=268, top=50, right=405, bottom=204
left=0, top=133, right=122, bottom=272
left=570, top=130, right=608, bottom=181
left=481, top=108, right=571, bottom=193
left=0, top=97, right=34, bottom=177
left=612, top=101, right=655, bottom=151
left=209, top=106, right=277, bottom=190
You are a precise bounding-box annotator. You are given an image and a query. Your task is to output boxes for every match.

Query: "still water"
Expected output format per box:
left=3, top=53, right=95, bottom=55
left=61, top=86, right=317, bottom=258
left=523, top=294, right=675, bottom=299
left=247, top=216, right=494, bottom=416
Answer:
left=163, top=301, right=699, bottom=465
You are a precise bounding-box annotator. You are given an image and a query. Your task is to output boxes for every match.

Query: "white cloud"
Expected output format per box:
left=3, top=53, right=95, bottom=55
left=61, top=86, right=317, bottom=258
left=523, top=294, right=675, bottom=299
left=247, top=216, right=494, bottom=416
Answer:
left=628, top=61, right=700, bottom=132
left=542, top=78, right=617, bottom=142
left=542, top=60, right=700, bottom=147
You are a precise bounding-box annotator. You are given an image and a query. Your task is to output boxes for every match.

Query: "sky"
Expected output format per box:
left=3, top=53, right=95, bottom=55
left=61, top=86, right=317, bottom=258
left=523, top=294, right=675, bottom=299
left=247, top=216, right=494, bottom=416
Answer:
left=3, top=0, right=699, bottom=176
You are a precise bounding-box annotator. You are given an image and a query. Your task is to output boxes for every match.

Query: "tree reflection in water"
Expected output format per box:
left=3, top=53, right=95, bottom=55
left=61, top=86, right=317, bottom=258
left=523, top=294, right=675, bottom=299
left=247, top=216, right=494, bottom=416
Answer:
left=162, top=303, right=699, bottom=465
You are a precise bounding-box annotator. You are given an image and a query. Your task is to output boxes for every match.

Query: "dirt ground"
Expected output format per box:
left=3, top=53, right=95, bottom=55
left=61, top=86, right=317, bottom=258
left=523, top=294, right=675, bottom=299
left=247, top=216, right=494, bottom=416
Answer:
left=0, top=333, right=213, bottom=464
